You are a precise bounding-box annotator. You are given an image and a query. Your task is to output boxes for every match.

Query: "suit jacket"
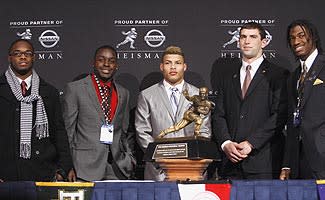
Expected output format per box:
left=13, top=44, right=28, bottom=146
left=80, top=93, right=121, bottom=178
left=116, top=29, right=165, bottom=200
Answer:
left=0, top=73, right=73, bottom=181
left=135, top=81, right=211, bottom=180
left=213, top=59, right=288, bottom=175
left=284, top=54, right=325, bottom=178
left=62, top=75, right=135, bottom=181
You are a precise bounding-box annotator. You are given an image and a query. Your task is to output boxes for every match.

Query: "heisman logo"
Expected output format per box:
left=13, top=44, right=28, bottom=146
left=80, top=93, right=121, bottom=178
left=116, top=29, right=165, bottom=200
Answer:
left=16, top=28, right=32, bottom=40
left=38, top=30, right=60, bottom=48
left=116, top=28, right=166, bottom=49
left=116, top=27, right=138, bottom=49
left=222, top=27, right=272, bottom=48
left=17, top=28, right=33, bottom=40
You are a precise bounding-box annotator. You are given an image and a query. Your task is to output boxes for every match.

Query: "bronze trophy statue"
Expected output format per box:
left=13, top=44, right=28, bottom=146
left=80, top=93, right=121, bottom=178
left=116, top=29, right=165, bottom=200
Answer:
left=144, top=87, right=220, bottom=181
left=158, top=87, right=215, bottom=138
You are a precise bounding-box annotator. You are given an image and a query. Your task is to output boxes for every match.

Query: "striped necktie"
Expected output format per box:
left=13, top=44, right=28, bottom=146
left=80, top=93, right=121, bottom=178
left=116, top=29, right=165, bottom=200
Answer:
left=298, top=61, right=307, bottom=92
left=21, top=81, right=27, bottom=97
left=170, top=87, right=178, bottom=115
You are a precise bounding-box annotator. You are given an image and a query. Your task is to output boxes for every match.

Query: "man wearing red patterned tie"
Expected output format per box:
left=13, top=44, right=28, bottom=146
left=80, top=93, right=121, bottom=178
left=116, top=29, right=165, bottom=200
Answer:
left=62, top=45, right=135, bottom=181
left=213, top=22, right=289, bottom=179
left=0, top=39, right=75, bottom=182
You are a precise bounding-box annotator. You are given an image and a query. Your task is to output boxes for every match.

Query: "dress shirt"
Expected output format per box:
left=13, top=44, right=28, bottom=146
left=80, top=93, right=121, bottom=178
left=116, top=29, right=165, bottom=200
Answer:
left=17, top=74, right=32, bottom=90
left=221, top=55, right=264, bottom=151
left=299, top=49, right=318, bottom=73
left=163, top=79, right=185, bottom=106
left=240, top=55, right=264, bottom=88
left=91, top=74, right=118, bottom=122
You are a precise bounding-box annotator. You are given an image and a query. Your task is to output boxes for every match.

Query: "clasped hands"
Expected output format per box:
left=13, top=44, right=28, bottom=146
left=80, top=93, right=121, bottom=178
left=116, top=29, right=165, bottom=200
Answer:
left=223, top=140, right=253, bottom=163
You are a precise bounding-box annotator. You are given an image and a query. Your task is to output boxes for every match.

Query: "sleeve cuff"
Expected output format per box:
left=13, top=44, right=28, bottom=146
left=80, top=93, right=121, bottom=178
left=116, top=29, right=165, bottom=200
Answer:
left=221, top=140, right=232, bottom=151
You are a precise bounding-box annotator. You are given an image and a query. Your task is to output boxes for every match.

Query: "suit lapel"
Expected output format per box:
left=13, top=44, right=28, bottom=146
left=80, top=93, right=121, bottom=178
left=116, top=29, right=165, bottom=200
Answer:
left=84, top=76, right=105, bottom=122
left=244, top=60, right=268, bottom=99
left=232, top=65, right=242, bottom=100
left=301, top=55, right=325, bottom=108
left=38, top=78, right=50, bottom=101
left=157, top=82, right=176, bottom=121
left=292, top=68, right=300, bottom=105
left=112, top=82, right=122, bottom=124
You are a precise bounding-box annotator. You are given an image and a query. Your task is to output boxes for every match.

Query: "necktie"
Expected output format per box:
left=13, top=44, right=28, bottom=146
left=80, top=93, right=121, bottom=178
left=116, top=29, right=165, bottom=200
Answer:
left=298, top=62, right=307, bottom=92
left=21, top=81, right=27, bottom=97
left=170, top=87, right=178, bottom=115
left=242, top=65, right=252, bottom=98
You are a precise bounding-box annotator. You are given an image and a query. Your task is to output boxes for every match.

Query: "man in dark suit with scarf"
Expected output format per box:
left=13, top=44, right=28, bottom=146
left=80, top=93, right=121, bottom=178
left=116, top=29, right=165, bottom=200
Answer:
left=0, top=39, right=75, bottom=181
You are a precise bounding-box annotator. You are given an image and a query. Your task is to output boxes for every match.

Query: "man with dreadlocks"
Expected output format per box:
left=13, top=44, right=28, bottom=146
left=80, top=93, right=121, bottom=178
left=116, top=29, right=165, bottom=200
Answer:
left=0, top=39, right=75, bottom=182
left=280, top=19, right=325, bottom=180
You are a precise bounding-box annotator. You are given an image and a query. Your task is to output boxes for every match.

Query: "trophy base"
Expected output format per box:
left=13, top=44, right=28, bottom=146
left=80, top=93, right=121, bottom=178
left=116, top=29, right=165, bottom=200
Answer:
left=144, top=136, right=220, bottom=161
left=156, top=158, right=213, bottom=181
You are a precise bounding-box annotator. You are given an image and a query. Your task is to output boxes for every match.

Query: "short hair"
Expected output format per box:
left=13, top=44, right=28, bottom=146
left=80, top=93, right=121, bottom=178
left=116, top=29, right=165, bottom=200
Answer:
left=286, top=19, right=322, bottom=54
left=8, top=39, right=34, bottom=55
left=161, top=46, right=185, bottom=62
left=94, top=45, right=117, bottom=60
left=240, top=22, right=266, bottom=39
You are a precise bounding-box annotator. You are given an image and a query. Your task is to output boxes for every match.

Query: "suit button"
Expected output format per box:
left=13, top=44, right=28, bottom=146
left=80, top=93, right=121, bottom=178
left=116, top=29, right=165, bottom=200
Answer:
left=240, top=115, right=244, bottom=119
left=16, top=108, right=19, bottom=112
left=35, top=150, right=40, bottom=155
left=16, top=129, right=19, bottom=133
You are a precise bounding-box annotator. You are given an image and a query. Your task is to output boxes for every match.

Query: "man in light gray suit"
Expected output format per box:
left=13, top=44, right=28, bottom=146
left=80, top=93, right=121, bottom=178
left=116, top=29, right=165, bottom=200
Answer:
left=135, top=46, right=211, bottom=181
left=62, top=45, right=135, bottom=181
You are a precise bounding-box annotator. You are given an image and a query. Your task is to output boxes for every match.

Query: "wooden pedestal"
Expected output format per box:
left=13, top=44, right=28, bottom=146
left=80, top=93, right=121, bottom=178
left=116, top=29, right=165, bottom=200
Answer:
left=156, top=158, right=213, bottom=181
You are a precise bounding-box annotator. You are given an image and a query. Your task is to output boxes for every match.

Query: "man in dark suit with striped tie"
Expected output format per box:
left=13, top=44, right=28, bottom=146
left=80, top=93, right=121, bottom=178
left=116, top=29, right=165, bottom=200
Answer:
left=280, top=19, right=325, bottom=180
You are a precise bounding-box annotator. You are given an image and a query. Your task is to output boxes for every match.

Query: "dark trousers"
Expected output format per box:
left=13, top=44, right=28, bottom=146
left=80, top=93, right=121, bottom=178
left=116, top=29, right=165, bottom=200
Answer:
left=219, top=161, right=277, bottom=180
left=299, top=143, right=325, bottom=179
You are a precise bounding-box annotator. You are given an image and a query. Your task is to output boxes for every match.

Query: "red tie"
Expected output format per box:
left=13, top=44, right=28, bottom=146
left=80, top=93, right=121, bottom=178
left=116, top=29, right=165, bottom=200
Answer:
left=21, top=81, right=27, bottom=97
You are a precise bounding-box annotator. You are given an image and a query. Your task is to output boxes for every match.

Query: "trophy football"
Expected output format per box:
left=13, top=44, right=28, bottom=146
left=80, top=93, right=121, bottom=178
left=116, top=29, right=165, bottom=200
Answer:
left=144, top=87, right=220, bottom=181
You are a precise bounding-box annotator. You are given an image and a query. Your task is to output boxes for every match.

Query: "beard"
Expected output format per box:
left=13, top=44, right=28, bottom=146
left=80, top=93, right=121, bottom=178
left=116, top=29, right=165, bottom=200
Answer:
left=10, top=63, right=33, bottom=76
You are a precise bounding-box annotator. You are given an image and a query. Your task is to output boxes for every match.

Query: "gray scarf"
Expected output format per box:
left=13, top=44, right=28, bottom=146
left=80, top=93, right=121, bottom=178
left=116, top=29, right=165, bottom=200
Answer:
left=5, top=66, right=49, bottom=159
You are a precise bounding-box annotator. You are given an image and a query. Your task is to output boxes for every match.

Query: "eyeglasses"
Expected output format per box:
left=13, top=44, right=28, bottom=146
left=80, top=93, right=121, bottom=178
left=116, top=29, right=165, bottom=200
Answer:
left=10, top=51, right=34, bottom=58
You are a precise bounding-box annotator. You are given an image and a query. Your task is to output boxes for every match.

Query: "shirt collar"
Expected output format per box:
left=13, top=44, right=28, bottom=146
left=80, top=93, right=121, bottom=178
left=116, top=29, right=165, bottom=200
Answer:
left=17, top=74, right=32, bottom=90
left=100, top=80, right=112, bottom=87
left=92, top=73, right=113, bottom=87
left=300, top=49, right=318, bottom=72
left=241, top=55, right=264, bottom=76
left=163, top=79, right=184, bottom=92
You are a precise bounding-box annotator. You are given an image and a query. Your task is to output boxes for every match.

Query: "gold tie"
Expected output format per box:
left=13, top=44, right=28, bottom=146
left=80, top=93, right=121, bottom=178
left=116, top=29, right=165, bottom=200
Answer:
left=242, top=65, right=252, bottom=98
left=298, top=62, right=307, bottom=91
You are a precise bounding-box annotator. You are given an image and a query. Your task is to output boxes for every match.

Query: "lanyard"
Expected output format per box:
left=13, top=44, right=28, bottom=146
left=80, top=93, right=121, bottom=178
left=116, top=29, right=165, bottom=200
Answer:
left=94, top=74, right=113, bottom=124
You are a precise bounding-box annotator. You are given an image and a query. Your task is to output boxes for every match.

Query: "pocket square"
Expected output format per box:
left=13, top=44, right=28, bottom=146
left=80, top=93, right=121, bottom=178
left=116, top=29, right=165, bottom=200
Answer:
left=313, top=78, right=324, bottom=85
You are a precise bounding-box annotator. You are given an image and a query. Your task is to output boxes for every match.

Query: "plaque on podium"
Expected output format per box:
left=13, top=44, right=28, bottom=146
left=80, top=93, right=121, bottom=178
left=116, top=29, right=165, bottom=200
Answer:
left=144, top=136, right=221, bottom=181
left=144, top=136, right=220, bottom=161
